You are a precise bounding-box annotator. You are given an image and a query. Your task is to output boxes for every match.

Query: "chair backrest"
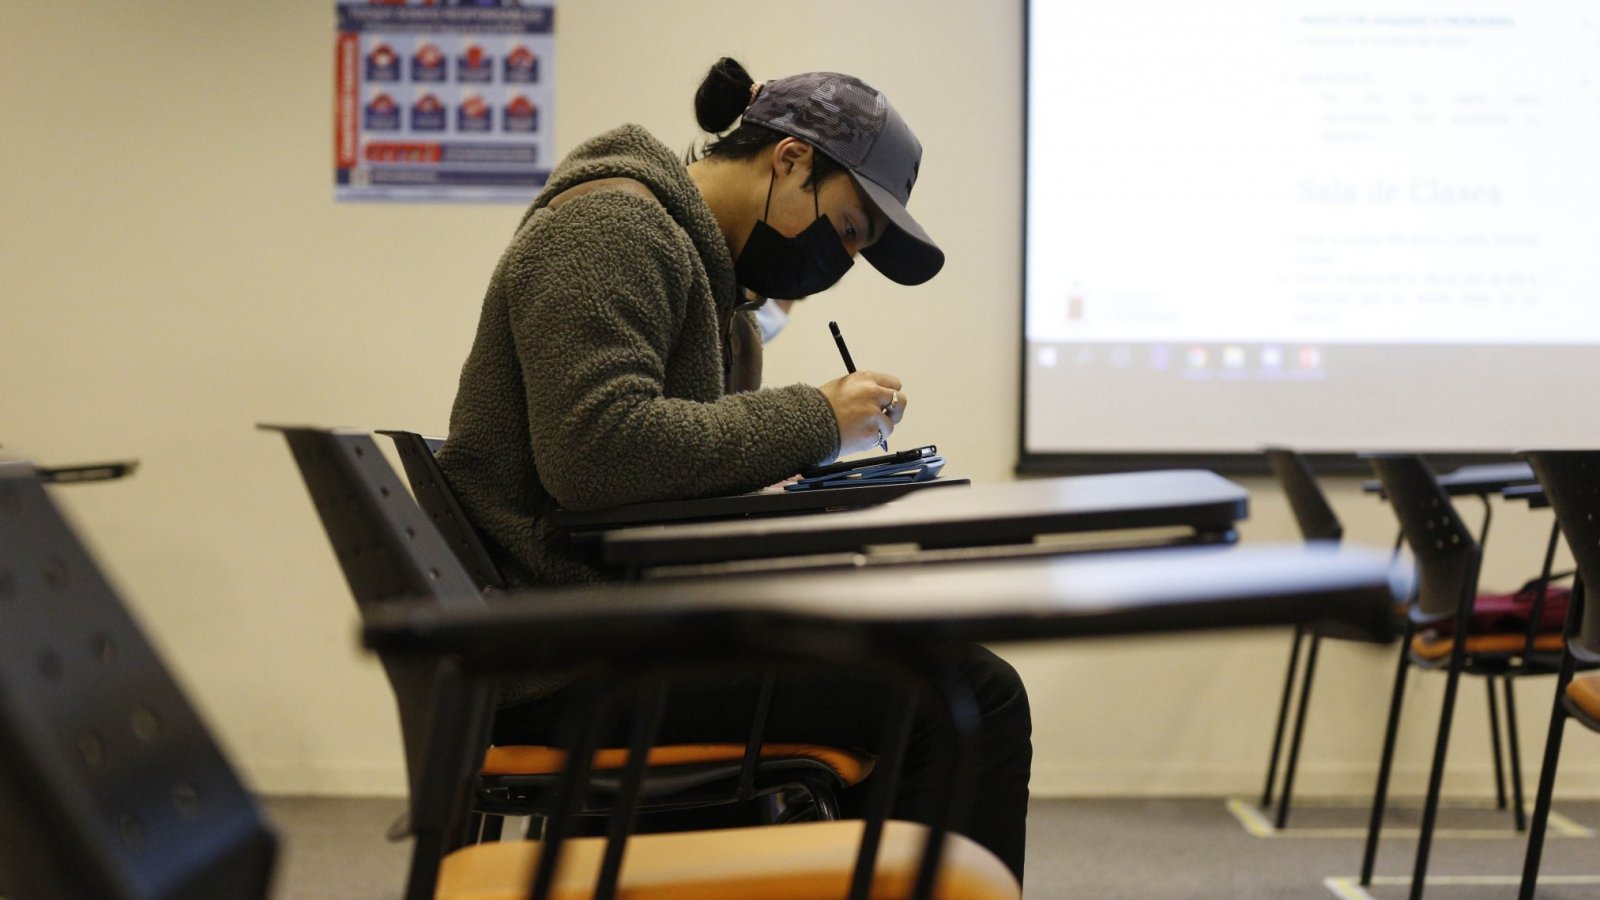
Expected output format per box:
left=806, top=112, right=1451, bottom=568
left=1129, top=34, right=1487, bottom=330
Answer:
left=1365, top=455, right=1482, bottom=622
left=377, top=430, right=506, bottom=591
left=1264, top=448, right=1343, bottom=543
left=261, top=426, right=484, bottom=802
left=1520, top=450, right=1600, bottom=662
left=0, top=464, right=276, bottom=899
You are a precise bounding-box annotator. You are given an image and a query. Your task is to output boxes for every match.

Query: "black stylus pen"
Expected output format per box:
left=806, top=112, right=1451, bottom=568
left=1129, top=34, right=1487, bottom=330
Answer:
left=829, top=320, right=888, bottom=452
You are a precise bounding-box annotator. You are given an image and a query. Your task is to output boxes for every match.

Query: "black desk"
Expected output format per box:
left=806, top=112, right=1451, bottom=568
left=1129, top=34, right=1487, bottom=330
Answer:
left=366, top=543, right=1399, bottom=665
left=365, top=543, right=1397, bottom=900
left=598, top=470, right=1248, bottom=575
left=1361, top=462, right=1535, bottom=498
left=553, top=478, right=970, bottom=530
left=1502, top=482, right=1550, bottom=509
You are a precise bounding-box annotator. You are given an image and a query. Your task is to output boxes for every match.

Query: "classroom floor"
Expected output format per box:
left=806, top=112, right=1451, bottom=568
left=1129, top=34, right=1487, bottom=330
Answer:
left=262, top=795, right=1600, bottom=899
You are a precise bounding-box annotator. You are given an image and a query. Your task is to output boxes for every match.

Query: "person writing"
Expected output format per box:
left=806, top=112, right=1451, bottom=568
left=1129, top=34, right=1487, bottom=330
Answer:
left=436, top=58, right=1032, bottom=883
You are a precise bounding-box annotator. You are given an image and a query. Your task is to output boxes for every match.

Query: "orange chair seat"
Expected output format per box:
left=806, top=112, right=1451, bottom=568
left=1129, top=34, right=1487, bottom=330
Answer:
left=1569, top=674, right=1600, bottom=723
left=1410, top=631, right=1565, bottom=663
left=434, top=819, right=1019, bottom=900
left=481, top=743, right=874, bottom=786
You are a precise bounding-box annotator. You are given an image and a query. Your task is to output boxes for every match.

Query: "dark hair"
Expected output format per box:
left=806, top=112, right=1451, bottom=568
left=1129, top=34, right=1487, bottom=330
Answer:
left=687, top=57, right=844, bottom=192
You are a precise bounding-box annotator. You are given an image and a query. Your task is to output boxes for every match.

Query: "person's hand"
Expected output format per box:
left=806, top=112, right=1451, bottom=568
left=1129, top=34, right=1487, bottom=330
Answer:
left=819, top=370, right=907, bottom=457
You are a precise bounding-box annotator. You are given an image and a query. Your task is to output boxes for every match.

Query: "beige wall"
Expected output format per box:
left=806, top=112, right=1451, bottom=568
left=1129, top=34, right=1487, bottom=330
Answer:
left=4, top=2, right=1594, bottom=800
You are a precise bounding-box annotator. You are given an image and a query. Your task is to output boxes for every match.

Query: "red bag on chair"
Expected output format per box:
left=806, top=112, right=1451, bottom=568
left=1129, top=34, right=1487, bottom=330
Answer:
left=1433, top=576, right=1572, bottom=637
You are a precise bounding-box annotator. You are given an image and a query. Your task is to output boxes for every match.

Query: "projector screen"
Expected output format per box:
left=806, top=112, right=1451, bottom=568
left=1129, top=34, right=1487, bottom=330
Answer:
left=1022, top=2, right=1600, bottom=471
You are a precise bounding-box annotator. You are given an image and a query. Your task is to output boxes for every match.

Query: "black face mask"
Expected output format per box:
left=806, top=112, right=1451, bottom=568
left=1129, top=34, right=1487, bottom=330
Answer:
left=734, top=173, right=853, bottom=300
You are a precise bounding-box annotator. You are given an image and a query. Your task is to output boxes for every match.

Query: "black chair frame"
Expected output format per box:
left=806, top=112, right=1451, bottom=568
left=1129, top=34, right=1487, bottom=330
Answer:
left=0, top=464, right=277, bottom=900
left=1261, top=449, right=1541, bottom=830
left=376, top=430, right=507, bottom=592
left=264, top=426, right=850, bottom=843
left=376, top=428, right=852, bottom=828
left=1517, top=450, right=1600, bottom=899
left=1259, top=448, right=1346, bottom=829
left=1359, top=455, right=1568, bottom=899
left=376, top=601, right=982, bottom=900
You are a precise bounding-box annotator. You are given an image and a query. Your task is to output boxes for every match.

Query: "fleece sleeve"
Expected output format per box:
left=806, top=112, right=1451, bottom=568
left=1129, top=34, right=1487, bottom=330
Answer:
left=504, top=192, right=840, bottom=511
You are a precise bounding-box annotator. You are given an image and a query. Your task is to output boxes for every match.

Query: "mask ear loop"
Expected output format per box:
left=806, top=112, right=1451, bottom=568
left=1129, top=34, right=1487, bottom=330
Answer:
left=761, top=171, right=776, bottom=221
left=811, top=163, right=822, bottom=222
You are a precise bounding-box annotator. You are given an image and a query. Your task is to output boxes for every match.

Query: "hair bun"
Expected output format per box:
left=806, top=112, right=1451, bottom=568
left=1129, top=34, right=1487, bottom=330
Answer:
left=694, top=57, right=755, bottom=134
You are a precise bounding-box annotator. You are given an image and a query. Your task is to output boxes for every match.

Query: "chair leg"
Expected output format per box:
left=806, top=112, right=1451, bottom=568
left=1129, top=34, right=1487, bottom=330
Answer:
left=463, top=811, right=486, bottom=845
left=1276, top=632, right=1321, bottom=829
left=1487, top=676, right=1508, bottom=811
left=1408, top=647, right=1470, bottom=900
left=1504, top=676, right=1526, bottom=832
left=1262, top=627, right=1305, bottom=810
left=1362, top=627, right=1414, bottom=886
left=1519, top=680, right=1574, bottom=898
left=479, top=814, right=504, bottom=842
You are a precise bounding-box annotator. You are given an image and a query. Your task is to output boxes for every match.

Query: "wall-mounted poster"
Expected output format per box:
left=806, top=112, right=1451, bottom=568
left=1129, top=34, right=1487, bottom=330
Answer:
left=334, top=1, right=554, bottom=202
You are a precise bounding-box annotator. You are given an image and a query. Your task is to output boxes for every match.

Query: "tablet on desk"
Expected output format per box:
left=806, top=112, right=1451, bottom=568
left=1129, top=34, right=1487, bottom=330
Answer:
left=800, top=445, right=938, bottom=480
left=785, top=455, right=945, bottom=491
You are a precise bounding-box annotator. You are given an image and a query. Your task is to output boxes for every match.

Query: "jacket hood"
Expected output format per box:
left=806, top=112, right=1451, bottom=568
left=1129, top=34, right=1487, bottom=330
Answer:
left=525, top=125, right=736, bottom=312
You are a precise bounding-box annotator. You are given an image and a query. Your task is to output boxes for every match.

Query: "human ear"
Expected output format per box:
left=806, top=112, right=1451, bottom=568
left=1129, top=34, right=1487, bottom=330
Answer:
left=770, top=137, right=814, bottom=180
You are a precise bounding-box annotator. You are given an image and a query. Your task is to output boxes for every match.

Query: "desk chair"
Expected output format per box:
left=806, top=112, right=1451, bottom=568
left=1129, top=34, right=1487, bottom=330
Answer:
left=1366, top=460, right=1555, bottom=816
left=1360, top=455, right=1570, bottom=899
left=262, top=426, right=864, bottom=844
left=371, top=602, right=1017, bottom=900
left=0, top=464, right=277, bottom=899
left=1259, top=448, right=1346, bottom=828
left=364, top=539, right=1399, bottom=899
left=1260, top=449, right=1508, bottom=829
left=1517, top=451, right=1600, bottom=899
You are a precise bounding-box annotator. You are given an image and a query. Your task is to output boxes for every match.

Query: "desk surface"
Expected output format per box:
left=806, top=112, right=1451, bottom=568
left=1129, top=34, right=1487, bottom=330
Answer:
left=1501, top=482, right=1550, bottom=508
left=1362, top=461, right=1535, bottom=497
left=596, top=469, right=1247, bottom=570
left=552, top=477, right=970, bottom=530
left=365, top=543, right=1399, bottom=669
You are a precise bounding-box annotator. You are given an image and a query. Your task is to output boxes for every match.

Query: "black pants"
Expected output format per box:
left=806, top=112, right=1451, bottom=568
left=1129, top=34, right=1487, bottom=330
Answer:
left=492, top=643, right=1033, bottom=884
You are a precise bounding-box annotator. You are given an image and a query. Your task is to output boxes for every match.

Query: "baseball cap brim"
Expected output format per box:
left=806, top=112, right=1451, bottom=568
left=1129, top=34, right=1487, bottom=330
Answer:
left=852, top=172, right=945, bottom=286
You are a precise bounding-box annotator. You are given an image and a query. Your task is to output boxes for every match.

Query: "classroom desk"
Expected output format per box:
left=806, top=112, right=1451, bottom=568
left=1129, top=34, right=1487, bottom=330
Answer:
left=366, top=542, right=1397, bottom=900
left=597, top=470, right=1248, bottom=576
left=1361, top=461, right=1535, bottom=498
left=1502, top=482, right=1550, bottom=509
left=366, top=543, right=1399, bottom=679
left=552, top=478, right=970, bottom=530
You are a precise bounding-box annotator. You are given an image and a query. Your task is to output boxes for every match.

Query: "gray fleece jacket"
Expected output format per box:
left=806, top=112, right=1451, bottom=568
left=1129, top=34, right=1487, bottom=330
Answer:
left=437, top=125, right=840, bottom=587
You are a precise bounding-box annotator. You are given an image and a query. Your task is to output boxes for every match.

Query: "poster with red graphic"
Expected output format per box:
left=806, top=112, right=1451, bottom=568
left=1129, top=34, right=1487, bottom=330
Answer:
left=335, top=2, right=554, bottom=202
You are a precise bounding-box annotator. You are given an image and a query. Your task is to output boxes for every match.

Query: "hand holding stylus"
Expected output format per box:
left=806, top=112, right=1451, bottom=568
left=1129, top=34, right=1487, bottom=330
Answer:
left=820, top=321, right=905, bottom=456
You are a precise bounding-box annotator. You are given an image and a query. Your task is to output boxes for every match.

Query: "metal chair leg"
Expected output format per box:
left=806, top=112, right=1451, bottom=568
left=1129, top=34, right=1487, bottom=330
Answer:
left=463, top=811, right=486, bottom=845
left=1519, top=673, right=1575, bottom=898
left=1504, top=676, right=1526, bottom=832
left=1362, top=624, right=1414, bottom=886
left=1276, top=632, right=1321, bottom=829
left=1262, top=627, right=1305, bottom=810
left=1408, top=640, right=1471, bottom=900
left=1487, top=676, right=1508, bottom=811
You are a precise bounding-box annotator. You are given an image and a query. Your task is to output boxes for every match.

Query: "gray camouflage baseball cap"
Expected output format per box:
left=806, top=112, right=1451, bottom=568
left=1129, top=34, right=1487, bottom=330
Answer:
left=742, top=72, right=944, bottom=286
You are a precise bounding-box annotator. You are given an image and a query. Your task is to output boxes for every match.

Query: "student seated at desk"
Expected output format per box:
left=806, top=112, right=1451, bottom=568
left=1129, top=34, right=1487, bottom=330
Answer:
left=435, top=58, right=1032, bottom=883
